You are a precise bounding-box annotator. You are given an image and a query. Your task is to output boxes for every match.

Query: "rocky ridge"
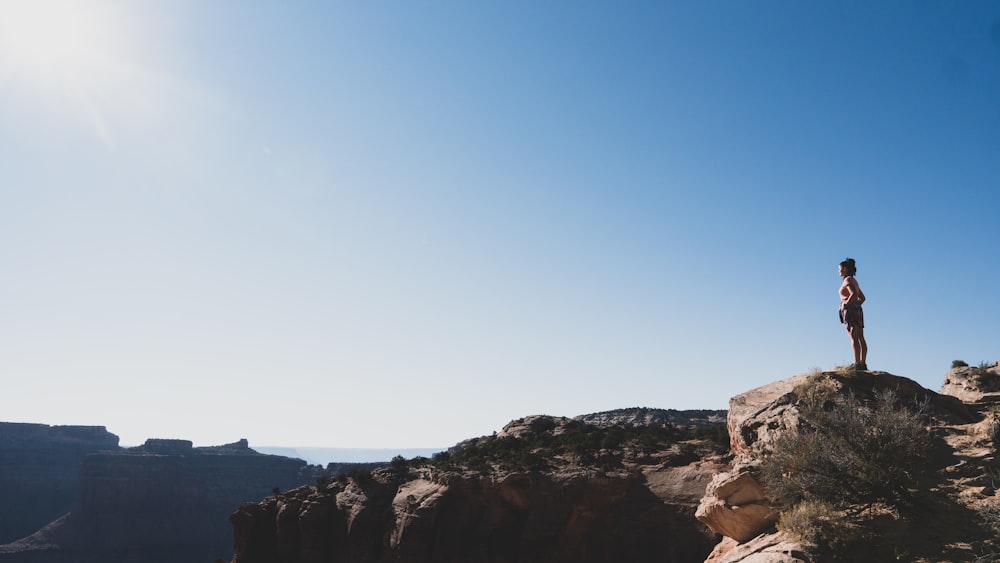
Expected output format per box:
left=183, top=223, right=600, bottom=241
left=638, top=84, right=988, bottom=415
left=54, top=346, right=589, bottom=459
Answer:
left=228, top=363, right=1000, bottom=563
left=229, top=411, right=731, bottom=563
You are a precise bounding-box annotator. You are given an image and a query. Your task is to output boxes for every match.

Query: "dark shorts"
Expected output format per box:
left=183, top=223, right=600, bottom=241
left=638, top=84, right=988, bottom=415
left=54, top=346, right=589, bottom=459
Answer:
left=840, top=305, right=864, bottom=329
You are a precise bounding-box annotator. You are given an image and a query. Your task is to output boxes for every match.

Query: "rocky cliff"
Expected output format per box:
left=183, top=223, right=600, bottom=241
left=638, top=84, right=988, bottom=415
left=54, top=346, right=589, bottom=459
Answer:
left=0, top=437, right=310, bottom=563
left=696, top=362, right=1000, bottom=562
left=227, top=364, right=1000, bottom=563
left=0, top=423, right=119, bottom=543
left=229, top=413, right=729, bottom=563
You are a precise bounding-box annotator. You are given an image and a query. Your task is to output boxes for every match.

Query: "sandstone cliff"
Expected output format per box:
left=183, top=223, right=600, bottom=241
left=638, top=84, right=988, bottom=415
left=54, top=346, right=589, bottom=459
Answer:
left=229, top=412, right=729, bottom=563
left=0, top=437, right=309, bottom=563
left=228, top=365, right=1000, bottom=563
left=696, top=363, right=1000, bottom=562
left=0, top=423, right=119, bottom=543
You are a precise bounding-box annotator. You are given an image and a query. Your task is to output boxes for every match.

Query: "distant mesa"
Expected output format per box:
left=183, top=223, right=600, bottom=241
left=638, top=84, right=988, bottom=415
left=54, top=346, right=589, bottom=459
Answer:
left=0, top=427, right=310, bottom=563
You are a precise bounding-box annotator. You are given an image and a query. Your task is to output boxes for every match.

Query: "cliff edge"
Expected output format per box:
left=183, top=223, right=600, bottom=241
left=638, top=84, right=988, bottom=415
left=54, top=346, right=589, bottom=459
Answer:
left=229, top=410, right=729, bottom=563
left=697, top=363, right=1000, bottom=562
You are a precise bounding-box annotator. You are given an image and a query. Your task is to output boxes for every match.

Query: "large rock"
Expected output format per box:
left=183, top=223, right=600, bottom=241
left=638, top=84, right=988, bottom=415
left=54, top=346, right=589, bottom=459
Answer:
left=941, top=361, right=1000, bottom=403
left=704, top=534, right=811, bottom=563
left=697, top=369, right=976, bottom=555
left=695, top=470, right=776, bottom=543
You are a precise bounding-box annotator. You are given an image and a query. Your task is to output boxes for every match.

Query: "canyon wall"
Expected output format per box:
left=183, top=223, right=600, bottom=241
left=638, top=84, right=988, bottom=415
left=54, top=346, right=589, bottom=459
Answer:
left=0, top=423, right=119, bottom=543
left=229, top=413, right=727, bottom=563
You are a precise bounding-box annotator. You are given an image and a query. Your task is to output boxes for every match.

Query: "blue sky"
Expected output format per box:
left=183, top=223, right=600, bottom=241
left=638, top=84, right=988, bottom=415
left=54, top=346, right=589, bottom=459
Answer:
left=1, top=1, right=998, bottom=449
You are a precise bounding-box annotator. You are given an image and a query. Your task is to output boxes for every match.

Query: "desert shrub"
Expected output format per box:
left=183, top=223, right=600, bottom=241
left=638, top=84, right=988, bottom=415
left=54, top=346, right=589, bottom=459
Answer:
left=777, top=499, right=854, bottom=548
left=953, top=360, right=970, bottom=368
left=761, top=387, right=933, bottom=507
left=692, top=423, right=730, bottom=451
left=390, top=455, right=408, bottom=475
left=972, top=502, right=1000, bottom=563
left=974, top=364, right=1000, bottom=392
left=349, top=468, right=373, bottom=486
left=987, top=415, right=1000, bottom=452
left=678, top=442, right=698, bottom=458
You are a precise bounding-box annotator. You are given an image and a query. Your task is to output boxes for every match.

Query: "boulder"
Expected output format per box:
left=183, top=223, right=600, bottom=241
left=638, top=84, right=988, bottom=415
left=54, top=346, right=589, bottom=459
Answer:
left=695, top=469, right=777, bottom=543
left=941, top=361, right=1000, bottom=404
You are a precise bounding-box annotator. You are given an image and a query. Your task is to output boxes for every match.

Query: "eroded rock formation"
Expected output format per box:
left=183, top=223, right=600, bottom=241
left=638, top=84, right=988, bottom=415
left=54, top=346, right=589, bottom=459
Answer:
left=941, top=360, right=1000, bottom=404
left=229, top=414, right=728, bottom=563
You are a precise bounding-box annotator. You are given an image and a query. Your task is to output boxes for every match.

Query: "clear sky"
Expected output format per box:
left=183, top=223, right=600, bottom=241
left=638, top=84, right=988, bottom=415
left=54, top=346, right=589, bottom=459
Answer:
left=1, top=1, right=998, bottom=449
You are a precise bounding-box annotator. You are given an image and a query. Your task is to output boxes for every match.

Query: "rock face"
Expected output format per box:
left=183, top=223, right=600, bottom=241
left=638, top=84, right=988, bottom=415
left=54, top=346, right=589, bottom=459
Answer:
left=697, top=369, right=978, bottom=563
left=0, top=438, right=309, bottom=563
left=229, top=414, right=728, bottom=563
left=0, top=423, right=119, bottom=543
left=941, top=360, right=1000, bottom=403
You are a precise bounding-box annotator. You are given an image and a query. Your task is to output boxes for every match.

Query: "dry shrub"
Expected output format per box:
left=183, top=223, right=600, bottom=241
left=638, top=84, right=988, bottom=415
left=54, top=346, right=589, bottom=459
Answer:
left=986, top=413, right=1000, bottom=451
left=777, top=499, right=855, bottom=548
left=760, top=386, right=933, bottom=507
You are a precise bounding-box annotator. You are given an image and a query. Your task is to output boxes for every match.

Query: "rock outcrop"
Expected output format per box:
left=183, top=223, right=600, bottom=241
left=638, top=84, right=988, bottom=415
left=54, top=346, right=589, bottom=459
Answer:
left=0, top=438, right=309, bottom=563
left=697, top=368, right=982, bottom=562
left=0, top=423, right=119, bottom=543
left=941, top=360, right=1000, bottom=404
left=229, top=413, right=729, bottom=563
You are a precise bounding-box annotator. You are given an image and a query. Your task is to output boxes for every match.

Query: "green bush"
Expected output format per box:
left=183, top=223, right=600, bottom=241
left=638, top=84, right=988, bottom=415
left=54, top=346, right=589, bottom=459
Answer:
left=390, top=455, right=408, bottom=475
left=761, top=387, right=933, bottom=507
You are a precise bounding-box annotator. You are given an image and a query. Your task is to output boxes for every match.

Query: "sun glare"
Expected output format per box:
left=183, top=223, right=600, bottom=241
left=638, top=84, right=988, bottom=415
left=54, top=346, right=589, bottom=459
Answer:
left=0, top=0, right=120, bottom=81
left=0, top=0, right=148, bottom=146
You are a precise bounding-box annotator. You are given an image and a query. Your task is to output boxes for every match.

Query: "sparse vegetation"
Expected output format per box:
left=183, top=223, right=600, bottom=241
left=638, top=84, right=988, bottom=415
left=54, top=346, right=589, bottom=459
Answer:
left=390, top=455, right=408, bottom=474
left=835, top=363, right=861, bottom=375
left=349, top=468, right=373, bottom=486
left=427, top=419, right=729, bottom=474
left=760, top=381, right=938, bottom=558
left=972, top=362, right=1000, bottom=392
left=973, top=501, right=1000, bottom=562
left=987, top=414, right=1000, bottom=452
left=953, top=360, right=970, bottom=368
left=776, top=499, right=854, bottom=548
left=761, top=385, right=933, bottom=508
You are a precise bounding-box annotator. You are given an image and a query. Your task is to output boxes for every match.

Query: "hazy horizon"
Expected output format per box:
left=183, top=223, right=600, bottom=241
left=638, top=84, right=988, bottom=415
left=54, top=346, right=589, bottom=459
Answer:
left=3, top=1, right=998, bottom=448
